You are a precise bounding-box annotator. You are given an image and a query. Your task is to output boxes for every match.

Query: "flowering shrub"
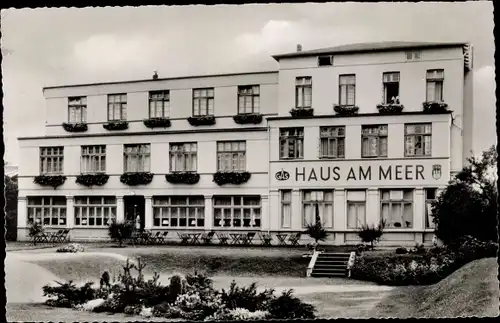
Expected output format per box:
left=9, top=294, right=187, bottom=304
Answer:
left=213, top=171, right=251, bottom=185
left=188, top=115, right=216, bottom=126
left=233, top=113, right=263, bottom=124
left=43, top=281, right=96, bottom=308
left=333, top=104, right=359, bottom=116
left=120, top=172, right=154, bottom=186
left=62, top=122, right=88, bottom=132
left=57, top=243, right=85, bottom=253
left=75, top=298, right=106, bottom=311
left=33, top=175, right=67, bottom=189
left=103, top=121, right=129, bottom=131
left=423, top=101, right=448, bottom=113
left=376, top=103, right=404, bottom=114
left=289, top=107, right=314, bottom=117
left=165, top=172, right=200, bottom=184
left=206, top=308, right=270, bottom=321
left=143, top=117, right=171, bottom=128
left=75, top=173, right=109, bottom=187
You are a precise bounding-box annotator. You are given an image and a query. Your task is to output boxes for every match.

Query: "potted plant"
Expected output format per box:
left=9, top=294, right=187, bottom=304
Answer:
left=75, top=173, right=109, bottom=187
left=187, top=115, right=216, bottom=126
left=120, top=172, right=154, bottom=186
left=62, top=122, right=88, bottom=132
left=423, top=101, right=448, bottom=113
left=333, top=104, right=359, bottom=116
left=376, top=97, right=404, bottom=114
left=213, top=171, right=251, bottom=186
left=33, top=175, right=67, bottom=189
left=143, top=117, right=171, bottom=128
left=289, top=107, right=314, bottom=117
left=165, top=172, right=200, bottom=184
left=103, top=121, right=129, bottom=131
left=233, top=113, right=263, bottom=125
left=304, top=204, right=330, bottom=252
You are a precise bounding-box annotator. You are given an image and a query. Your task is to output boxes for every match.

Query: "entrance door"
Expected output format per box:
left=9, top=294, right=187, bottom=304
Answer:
left=124, top=195, right=145, bottom=230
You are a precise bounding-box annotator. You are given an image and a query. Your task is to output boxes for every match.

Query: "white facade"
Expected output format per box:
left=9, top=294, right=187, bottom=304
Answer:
left=17, top=42, right=474, bottom=246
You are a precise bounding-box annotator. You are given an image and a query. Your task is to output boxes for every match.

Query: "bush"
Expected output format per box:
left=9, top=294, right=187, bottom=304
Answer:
left=57, top=243, right=85, bottom=253
left=108, top=220, right=135, bottom=247
left=43, top=281, right=96, bottom=308
left=267, top=289, right=316, bottom=319
left=433, top=145, right=497, bottom=244
left=220, top=281, right=274, bottom=312
left=5, top=174, right=18, bottom=241
left=395, top=247, right=408, bottom=254
left=357, top=219, right=386, bottom=250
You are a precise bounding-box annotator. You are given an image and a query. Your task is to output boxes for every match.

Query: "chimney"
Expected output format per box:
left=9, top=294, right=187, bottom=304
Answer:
left=152, top=71, right=158, bottom=80
left=297, top=44, right=302, bottom=52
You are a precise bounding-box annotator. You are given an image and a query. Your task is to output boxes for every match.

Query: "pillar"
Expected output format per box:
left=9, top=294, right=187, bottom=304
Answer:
left=291, top=189, right=301, bottom=231
left=334, top=189, right=346, bottom=244
left=17, top=196, right=27, bottom=228
left=366, top=188, right=379, bottom=226
left=265, top=190, right=278, bottom=231
left=260, top=195, right=269, bottom=232
left=414, top=188, right=425, bottom=230
left=116, top=196, right=124, bottom=222
left=204, top=195, right=213, bottom=231
left=144, top=196, right=153, bottom=229
left=66, top=196, right=74, bottom=228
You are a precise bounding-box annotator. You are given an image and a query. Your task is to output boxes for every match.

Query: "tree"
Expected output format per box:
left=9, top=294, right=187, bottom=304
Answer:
left=108, top=220, right=135, bottom=247
left=432, top=145, right=498, bottom=244
left=357, top=220, right=386, bottom=250
left=304, top=204, right=330, bottom=251
left=5, top=174, right=18, bottom=241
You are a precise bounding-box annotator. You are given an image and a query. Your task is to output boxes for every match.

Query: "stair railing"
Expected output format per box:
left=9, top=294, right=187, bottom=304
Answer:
left=346, top=251, right=356, bottom=278
left=306, top=250, right=322, bottom=277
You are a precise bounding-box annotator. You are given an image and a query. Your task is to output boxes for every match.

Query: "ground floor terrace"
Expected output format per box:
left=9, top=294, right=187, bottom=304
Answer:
left=17, top=184, right=444, bottom=246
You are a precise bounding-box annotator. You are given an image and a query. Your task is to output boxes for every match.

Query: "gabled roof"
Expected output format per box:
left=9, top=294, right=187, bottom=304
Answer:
left=272, top=41, right=468, bottom=60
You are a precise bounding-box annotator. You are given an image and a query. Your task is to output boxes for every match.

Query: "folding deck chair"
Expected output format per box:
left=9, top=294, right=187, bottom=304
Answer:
left=201, top=231, right=215, bottom=244
left=288, top=232, right=302, bottom=246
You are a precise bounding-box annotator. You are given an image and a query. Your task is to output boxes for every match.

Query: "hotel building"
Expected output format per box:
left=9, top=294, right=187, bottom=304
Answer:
left=17, top=41, right=474, bottom=246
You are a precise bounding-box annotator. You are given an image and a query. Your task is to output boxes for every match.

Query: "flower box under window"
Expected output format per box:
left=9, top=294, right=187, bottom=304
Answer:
left=143, top=117, right=171, bottom=128
left=75, top=173, right=109, bottom=187
left=103, top=121, right=129, bottom=131
left=233, top=113, right=263, bottom=125
left=333, top=104, right=359, bottom=116
left=289, top=107, right=314, bottom=117
left=213, top=171, right=251, bottom=186
left=120, top=172, right=154, bottom=186
left=423, top=101, right=449, bottom=113
left=187, top=115, right=216, bottom=126
left=33, top=175, right=67, bottom=189
left=376, top=103, right=404, bottom=114
left=62, top=122, right=88, bottom=132
left=165, top=172, right=200, bottom=184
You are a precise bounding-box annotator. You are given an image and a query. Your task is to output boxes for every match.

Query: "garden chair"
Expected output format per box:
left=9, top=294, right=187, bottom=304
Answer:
left=178, top=232, right=190, bottom=245
left=34, top=230, right=51, bottom=244
left=150, top=231, right=163, bottom=245
left=48, top=229, right=64, bottom=243
left=142, top=230, right=154, bottom=245
left=160, top=231, right=169, bottom=244
left=259, top=232, right=272, bottom=246
left=201, top=231, right=215, bottom=244
left=216, top=232, right=229, bottom=245
left=288, top=232, right=302, bottom=247
left=241, top=232, right=256, bottom=245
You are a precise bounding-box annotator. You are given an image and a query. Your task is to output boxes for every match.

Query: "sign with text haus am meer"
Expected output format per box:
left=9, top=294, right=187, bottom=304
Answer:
left=271, top=159, right=449, bottom=188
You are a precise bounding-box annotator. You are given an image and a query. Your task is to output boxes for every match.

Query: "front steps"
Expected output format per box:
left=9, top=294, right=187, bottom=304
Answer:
left=310, top=252, right=351, bottom=277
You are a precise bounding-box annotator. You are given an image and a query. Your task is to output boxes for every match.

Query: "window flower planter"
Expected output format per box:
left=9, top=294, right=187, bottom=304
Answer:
left=233, top=113, right=263, bottom=125
left=75, top=173, right=109, bottom=187
left=62, top=122, right=88, bottom=132
left=165, top=172, right=200, bottom=184
left=289, top=107, right=314, bottom=117
left=213, top=171, right=251, bottom=186
left=119, top=172, right=154, bottom=186
left=33, top=175, right=67, bottom=189
left=103, top=121, right=129, bottom=131
left=143, top=117, right=171, bottom=128
left=376, top=103, right=404, bottom=114
left=423, top=101, right=449, bottom=113
left=187, top=115, right=216, bottom=126
left=333, top=104, right=359, bottom=116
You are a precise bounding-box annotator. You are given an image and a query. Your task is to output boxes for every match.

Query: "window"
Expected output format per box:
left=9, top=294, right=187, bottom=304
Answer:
left=74, top=197, right=116, bottom=226
left=149, top=90, right=170, bottom=118
left=425, top=188, right=438, bottom=229
left=295, top=77, right=312, bottom=108
left=362, top=125, right=388, bottom=157
left=281, top=190, right=292, bottom=228
left=124, top=144, right=150, bottom=173
left=107, top=94, right=127, bottom=121
left=280, top=127, right=304, bottom=159
left=318, top=55, right=333, bottom=66
left=217, top=141, right=246, bottom=172
left=213, top=196, right=261, bottom=228
left=169, top=143, right=197, bottom=172
left=405, top=123, right=432, bottom=157
left=40, top=147, right=64, bottom=175
left=339, top=74, right=355, bottom=106
left=193, top=88, right=214, bottom=116
left=383, top=72, right=400, bottom=104
left=81, top=145, right=106, bottom=174
left=238, top=85, right=260, bottom=114
left=347, top=191, right=366, bottom=229
left=153, top=196, right=204, bottom=227
left=426, top=69, right=444, bottom=102
left=302, top=190, right=334, bottom=228
left=380, top=189, right=414, bottom=228
left=320, top=126, right=345, bottom=158
left=27, top=197, right=66, bottom=226
left=68, top=97, right=87, bottom=123
left=406, top=51, right=421, bottom=61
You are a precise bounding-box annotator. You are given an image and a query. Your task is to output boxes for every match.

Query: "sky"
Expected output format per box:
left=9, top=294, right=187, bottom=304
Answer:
left=1, top=2, right=496, bottom=166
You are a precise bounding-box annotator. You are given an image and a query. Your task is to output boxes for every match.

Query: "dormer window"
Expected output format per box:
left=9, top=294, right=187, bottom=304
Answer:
left=406, top=51, right=422, bottom=61
left=318, top=55, right=333, bottom=66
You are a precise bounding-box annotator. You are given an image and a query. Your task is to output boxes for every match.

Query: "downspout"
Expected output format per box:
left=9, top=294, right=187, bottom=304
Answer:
left=267, top=119, right=271, bottom=234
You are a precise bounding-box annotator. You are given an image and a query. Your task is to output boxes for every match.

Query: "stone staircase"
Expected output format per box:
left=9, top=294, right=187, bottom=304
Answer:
left=310, top=252, right=352, bottom=278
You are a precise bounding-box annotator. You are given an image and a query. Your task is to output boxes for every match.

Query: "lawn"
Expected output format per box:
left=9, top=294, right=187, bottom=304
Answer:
left=369, top=257, right=499, bottom=318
